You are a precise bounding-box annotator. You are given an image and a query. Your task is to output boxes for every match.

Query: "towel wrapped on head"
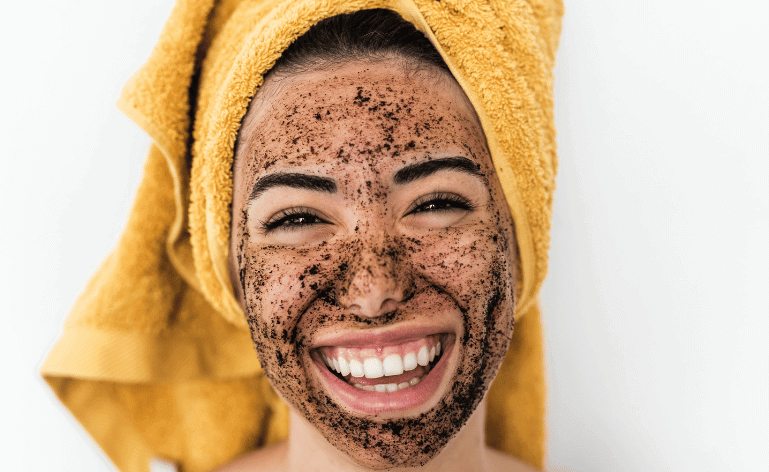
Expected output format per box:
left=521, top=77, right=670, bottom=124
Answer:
left=41, top=0, right=562, bottom=470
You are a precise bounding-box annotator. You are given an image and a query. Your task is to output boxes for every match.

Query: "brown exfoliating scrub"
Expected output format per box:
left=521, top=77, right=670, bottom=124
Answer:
left=228, top=62, right=517, bottom=468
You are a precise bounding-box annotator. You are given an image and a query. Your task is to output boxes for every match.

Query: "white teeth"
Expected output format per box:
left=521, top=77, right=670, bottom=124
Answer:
left=403, top=352, right=418, bottom=371
left=409, top=376, right=421, bottom=386
left=374, top=384, right=387, bottom=392
left=349, top=359, right=365, bottom=377
left=417, top=346, right=430, bottom=366
left=338, top=357, right=351, bottom=376
left=354, top=383, right=375, bottom=391
left=398, top=381, right=410, bottom=390
left=324, top=337, right=446, bottom=380
left=363, top=358, right=384, bottom=379
left=382, top=354, right=405, bottom=376
left=386, top=383, right=399, bottom=392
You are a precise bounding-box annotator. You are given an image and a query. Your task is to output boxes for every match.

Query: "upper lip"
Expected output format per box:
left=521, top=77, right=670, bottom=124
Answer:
left=311, top=323, right=457, bottom=349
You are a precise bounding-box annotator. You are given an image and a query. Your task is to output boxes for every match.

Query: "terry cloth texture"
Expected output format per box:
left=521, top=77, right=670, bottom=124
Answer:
left=41, top=0, right=563, bottom=470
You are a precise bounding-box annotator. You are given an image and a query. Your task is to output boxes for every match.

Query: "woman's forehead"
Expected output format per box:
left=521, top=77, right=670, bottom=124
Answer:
left=247, top=60, right=472, bottom=120
left=235, top=61, right=489, bottom=176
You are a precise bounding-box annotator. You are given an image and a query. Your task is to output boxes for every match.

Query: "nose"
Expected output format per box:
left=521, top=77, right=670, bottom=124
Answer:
left=336, top=242, right=413, bottom=318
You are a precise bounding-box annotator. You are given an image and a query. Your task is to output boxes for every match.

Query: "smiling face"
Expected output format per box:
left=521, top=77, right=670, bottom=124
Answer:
left=229, top=60, right=517, bottom=468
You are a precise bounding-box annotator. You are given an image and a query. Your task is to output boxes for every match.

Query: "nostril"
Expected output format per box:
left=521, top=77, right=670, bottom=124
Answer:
left=349, top=296, right=406, bottom=319
left=350, top=298, right=384, bottom=319
left=379, top=298, right=400, bottom=315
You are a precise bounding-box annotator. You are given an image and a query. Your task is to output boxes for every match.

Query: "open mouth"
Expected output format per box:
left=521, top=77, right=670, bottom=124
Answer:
left=311, top=333, right=454, bottom=413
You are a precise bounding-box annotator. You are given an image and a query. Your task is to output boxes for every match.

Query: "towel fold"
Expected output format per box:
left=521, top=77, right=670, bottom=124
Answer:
left=41, top=0, right=562, bottom=470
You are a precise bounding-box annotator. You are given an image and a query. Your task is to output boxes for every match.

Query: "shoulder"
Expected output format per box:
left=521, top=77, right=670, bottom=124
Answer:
left=210, top=442, right=287, bottom=472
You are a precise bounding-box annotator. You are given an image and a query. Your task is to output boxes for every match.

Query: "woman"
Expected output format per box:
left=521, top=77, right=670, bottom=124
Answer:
left=42, top=1, right=562, bottom=471
left=223, top=10, right=528, bottom=470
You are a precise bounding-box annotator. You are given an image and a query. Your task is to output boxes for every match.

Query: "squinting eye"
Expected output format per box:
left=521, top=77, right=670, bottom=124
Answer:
left=260, top=207, right=329, bottom=233
left=406, top=192, right=475, bottom=216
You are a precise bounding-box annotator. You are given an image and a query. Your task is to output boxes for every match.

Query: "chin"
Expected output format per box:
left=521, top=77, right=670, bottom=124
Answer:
left=252, top=286, right=513, bottom=468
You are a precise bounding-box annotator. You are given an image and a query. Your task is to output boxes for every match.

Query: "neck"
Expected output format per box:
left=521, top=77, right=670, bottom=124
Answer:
left=282, top=400, right=491, bottom=472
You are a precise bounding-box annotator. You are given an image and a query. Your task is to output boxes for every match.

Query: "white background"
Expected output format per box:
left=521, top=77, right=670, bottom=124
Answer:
left=1, top=1, right=767, bottom=470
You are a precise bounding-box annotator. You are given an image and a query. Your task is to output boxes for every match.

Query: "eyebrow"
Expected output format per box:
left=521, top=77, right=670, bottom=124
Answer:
left=248, top=172, right=337, bottom=201
left=393, top=157, right=483, bottom=185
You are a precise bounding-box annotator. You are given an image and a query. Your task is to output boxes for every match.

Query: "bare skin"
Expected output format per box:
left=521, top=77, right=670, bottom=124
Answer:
left=214, top=400, right=538, bottom=472
left=220, top=59, right=532, bottom=471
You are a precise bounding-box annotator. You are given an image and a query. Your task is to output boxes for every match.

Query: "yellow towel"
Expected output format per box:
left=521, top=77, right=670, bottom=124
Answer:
left=41, top=0, right=562, bottom=471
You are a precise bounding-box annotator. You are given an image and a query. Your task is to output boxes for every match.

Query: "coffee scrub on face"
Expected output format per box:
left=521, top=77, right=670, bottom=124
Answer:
left=41, top=4, right=561, bottom=472
left=229, top=58, right=518, bottom=467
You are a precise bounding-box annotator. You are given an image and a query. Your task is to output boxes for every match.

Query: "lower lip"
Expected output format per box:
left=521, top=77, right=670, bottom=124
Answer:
left=312, top=340, right=455, bottom=415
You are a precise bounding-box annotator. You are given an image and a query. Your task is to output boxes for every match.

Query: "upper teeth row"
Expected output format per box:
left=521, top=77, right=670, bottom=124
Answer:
left=323, top=342, right=442, bottom=379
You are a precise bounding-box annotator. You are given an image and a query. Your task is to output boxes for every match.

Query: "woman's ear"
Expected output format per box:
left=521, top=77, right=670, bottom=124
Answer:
left=228, top=228, right=246, bottom=309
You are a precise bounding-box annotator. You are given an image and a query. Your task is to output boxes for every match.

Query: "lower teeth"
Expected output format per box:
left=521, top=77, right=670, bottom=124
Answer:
left=353, top=375, right=422, bottom=392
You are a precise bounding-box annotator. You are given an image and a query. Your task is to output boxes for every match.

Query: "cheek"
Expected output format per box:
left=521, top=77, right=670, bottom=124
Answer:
left=242, top=249, right=336, bottom=322
left=407, top=226, right=509, bottom=309
left=238, top=246, right=342, bottom=394
left=239, top=240, right=357, bottom=364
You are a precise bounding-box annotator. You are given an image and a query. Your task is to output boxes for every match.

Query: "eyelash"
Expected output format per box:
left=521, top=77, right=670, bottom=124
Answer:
left=260, top=207, right=328, bottom=233
left=406, top=192, right=475, bottom=215
left=259, top=193, right=474, bottom=233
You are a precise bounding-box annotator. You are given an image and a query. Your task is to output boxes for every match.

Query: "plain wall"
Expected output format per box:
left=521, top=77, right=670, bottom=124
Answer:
left=2, top=0, right=766, bottom=470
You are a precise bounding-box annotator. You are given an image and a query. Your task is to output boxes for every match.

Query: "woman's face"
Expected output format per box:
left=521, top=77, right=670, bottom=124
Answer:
left=229, top=60, right=517, bottom=468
